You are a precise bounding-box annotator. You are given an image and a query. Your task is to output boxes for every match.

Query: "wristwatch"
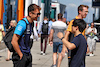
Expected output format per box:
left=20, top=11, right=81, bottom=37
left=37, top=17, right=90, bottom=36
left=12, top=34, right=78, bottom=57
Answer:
left=61, top=37, right=64, bottom=40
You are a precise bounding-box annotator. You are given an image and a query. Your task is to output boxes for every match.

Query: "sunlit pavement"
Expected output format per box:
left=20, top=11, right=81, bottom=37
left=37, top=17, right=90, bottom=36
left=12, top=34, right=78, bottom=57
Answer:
left=0, top=40, right=100, bottom=67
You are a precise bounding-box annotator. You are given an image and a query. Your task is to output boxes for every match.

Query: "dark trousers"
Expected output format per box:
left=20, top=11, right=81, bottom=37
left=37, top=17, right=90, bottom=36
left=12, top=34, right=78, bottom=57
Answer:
left=41, top=34, right=48, bottom=53
left=12, top=52, right=32, bottom=67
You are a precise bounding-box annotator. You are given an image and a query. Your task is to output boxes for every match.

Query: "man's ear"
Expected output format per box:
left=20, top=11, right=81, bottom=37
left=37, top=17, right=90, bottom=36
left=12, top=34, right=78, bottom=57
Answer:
left=79, top=10, right=82, bottom=14
left=76, top=26, right=79, bottom=30
left=29, top=12, right=32, bottom=17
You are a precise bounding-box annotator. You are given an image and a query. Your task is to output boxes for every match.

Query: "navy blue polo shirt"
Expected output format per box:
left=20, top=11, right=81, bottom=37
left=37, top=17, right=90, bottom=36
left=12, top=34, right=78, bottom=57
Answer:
left=70, top=34, right=87, bottom=67
left=14, top=18, right=32, bottom=55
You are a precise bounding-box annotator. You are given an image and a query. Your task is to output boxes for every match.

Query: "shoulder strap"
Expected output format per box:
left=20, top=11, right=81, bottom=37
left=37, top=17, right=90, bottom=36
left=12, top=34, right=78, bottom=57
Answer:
left=21, top=19, right=34, bottom=34
left=42, top=21, right=48, bottom=24
left=20, top=19, right=28, bottom=35
left=21, top=19, right=27, bottom=29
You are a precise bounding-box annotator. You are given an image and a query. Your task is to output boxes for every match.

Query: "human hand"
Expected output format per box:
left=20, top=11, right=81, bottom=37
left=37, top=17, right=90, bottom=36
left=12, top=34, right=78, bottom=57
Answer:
left=91, top=30, right=95, bottom=33
left=19, top=54, right=23, bottom=60
left=57, top=32, right=64, bottom=39
left=49, top=41, right=53, bottom=47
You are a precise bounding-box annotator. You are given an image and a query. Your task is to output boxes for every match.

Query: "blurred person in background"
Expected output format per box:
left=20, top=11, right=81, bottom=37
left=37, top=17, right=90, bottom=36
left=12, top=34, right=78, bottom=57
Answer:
left=38, top=16, right=51, bottom=55
left=52, top=19, right=56, bottom=22
left=49, top=18, right=53, bottom=34
left=87, top=22, right=97, bottom=56
left=6, top=20, right=17, bottom=61
left=49, top=18, right=53, bottom=27
left=49, top=13, right=67, bottom=67
left=0, top=20, right=5, bottom=43
left=62, top=18, right=67, bottom=24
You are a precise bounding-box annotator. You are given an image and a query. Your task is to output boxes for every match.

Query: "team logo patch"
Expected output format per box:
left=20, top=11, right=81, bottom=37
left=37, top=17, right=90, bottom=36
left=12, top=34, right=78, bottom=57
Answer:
left=17, top=26, right=23, bottom=31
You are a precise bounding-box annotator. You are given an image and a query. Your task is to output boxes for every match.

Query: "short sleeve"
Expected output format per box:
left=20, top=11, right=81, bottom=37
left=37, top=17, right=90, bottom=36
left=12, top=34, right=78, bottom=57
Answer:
left=67, top=20, right=74, bottom=32
left=82, top=29, right=85, bottom=36
left=95, top=28, right=97, bottom=34
left=51, top=23, right=54, bottom=29
left=71, top=37, right=80, bottom=48
left=14, top=20, right=26, bottom=36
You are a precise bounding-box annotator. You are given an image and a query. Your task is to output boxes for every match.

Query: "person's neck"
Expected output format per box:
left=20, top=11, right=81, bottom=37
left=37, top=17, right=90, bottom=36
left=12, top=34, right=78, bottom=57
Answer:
left=27, top=16, right=33, bottom=23
left=74, top=31, right=81, bottom=37
left=91, top=26, right=94, bottom=28
left=77, top=14, right=83, bottom=19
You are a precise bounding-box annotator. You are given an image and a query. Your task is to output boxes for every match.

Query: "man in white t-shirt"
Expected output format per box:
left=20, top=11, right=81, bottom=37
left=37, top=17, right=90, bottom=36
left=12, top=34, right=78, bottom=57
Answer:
left=49, top=13, right=67, bottom=67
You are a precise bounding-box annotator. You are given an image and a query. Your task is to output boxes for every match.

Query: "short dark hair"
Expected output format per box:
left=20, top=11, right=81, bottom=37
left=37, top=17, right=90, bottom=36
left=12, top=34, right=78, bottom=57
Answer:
left=73, top=19, right=86, bottom=32
left=58, top=13, right=63, bottom=19
left=50, top=18, right=52, bottom=21
left=28, top=4, right=41, bottom=16
left=78, top=5, right=89, bottom=14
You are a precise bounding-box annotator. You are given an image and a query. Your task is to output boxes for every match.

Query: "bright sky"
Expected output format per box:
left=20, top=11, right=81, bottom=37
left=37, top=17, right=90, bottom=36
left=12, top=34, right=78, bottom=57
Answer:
left=52, top=0, right=94, bottom=23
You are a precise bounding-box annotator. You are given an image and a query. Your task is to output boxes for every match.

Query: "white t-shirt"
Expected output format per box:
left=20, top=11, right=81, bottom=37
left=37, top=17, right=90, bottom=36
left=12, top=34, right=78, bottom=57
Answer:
left=51, top=21, right=67, bottom=42
left=87, top=27, right=97, bottom=37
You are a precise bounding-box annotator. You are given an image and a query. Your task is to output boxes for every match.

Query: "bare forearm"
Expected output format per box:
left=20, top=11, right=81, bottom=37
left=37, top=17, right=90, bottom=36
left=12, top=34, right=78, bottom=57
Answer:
left=57, top=32, right=76, bottom=50
left=49, top=35, right=53, bottom=42
left=11, top=34, right=23, bottom=57
left=49, top=29, right=54, bottom=42
left=88, top=32, right=91, bottom=35
left=62, top=38, right=76, bottom=50
left=94, top=32, right=97, bottom=35
left=2, top=31, right=5, bottom=36
left=63, top=31, right=70, bottom=49
left=64, top=31, right=70, bottom=40
left=12, top=41, right=23, bottom=56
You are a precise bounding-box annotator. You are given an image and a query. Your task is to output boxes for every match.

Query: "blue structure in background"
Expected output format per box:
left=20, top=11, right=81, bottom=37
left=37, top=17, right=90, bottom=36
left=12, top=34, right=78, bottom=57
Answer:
left=3, top=0, right=18, bottom=31
left=64, top=9, right=67, bottom=20
left=14, top=0, right=18, bottom=22
left=3, top=0, right=8, bottom=31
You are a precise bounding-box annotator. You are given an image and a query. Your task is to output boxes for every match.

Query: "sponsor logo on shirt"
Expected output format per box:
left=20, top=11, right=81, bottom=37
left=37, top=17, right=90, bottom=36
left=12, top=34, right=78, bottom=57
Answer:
left=17, top=26, right=23, bottom=31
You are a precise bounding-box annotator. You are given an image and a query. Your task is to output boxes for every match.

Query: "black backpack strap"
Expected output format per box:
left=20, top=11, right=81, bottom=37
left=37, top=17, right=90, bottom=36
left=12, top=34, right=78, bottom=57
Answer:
left=21, top=19, right=34, bottom=33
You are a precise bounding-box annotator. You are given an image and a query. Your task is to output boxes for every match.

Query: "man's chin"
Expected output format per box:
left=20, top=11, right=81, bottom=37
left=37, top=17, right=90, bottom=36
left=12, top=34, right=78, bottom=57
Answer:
left=33, top=18, right=37, bottom=21
left=83, top=16, right=87, bottom=18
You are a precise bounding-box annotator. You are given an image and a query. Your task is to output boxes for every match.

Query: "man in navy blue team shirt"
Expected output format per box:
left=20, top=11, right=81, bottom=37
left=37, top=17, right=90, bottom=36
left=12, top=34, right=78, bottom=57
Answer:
left=57, top=19, right=87, bottom=67
left=11, top=4, right=41, bottom=67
